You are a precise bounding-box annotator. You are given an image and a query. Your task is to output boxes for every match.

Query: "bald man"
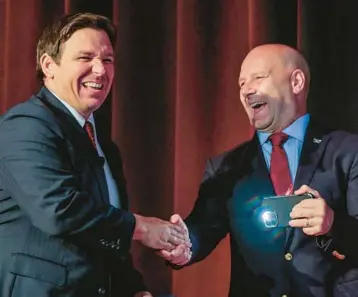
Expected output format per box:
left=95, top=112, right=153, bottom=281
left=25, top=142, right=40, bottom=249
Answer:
left=159, top=44, right=358, bottom=297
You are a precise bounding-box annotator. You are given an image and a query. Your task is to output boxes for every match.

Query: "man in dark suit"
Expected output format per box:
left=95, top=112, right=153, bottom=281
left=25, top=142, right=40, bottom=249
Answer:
left=159, top=44, right=358, bottom=296
left=0, top=13, right=189, bottom=297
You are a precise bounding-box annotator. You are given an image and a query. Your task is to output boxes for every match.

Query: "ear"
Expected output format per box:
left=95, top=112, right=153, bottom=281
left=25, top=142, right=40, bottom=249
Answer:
left=39, top=53, right=57, bottom=79
left=291, top=69, right=305, bottom=94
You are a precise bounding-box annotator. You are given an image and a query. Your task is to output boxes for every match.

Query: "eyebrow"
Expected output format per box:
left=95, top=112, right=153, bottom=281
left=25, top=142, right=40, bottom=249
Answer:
left=240, top=71, right=268, bottom=80
left=77, top=51, right=114, bottom=57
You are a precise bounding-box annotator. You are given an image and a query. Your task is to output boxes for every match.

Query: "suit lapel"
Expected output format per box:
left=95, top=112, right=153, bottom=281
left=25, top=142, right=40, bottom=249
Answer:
left=251, top=136, right=274, bottom=187
left=233, top=135, right=276, bottom=208
left=285, top=119, right=332, bottom=247
left=36, top=87, right=110, bottom=204
left=294, top=120, right=330, bottom=191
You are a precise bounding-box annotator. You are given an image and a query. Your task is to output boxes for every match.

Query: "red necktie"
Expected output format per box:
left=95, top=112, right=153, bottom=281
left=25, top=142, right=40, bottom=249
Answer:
left=84, top=121, right=97, bottom=150
left=269, top=132, right=292, bottom=195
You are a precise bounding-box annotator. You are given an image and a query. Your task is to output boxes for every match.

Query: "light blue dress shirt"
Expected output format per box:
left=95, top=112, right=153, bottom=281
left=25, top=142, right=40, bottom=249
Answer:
left=50, top=92, right=121, bottom=208
left=257, top=114, right=310, bottom=183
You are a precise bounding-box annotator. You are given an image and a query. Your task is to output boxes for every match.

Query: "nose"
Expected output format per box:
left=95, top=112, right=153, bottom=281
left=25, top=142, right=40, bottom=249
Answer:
left=92, top=60, right=106, bottom=76
left=241, top=82, right=256, bottom=97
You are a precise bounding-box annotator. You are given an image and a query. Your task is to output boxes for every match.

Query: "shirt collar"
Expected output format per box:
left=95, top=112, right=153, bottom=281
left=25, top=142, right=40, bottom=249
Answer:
left=49, top=90, right=96, bottom=128
left=257, top=113, right=310, bottom=145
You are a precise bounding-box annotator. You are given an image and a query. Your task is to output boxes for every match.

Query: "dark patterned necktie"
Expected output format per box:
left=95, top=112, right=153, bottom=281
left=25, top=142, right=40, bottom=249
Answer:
left=84, top=121, right=97, bottom=150
left=269, top=132, right=292, bottom=195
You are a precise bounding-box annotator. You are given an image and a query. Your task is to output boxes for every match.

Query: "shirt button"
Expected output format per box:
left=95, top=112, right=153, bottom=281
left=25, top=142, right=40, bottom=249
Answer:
left=285, top=253, right=293, bottom=261
left=98, top=287, right=106, bottom=295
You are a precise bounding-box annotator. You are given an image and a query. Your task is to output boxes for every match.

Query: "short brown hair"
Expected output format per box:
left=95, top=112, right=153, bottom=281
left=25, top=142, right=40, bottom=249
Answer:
left=36, top=12, right=116, bottom=81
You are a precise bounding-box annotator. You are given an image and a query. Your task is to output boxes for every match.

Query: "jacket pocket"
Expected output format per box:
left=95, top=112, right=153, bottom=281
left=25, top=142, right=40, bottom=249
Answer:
left=9, top=253, right=67, bottom=287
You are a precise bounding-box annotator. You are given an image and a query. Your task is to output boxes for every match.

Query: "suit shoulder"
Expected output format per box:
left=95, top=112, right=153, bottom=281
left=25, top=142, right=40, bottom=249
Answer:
left=327, top=129, right=358, bottom=144
left=208, top=140, right=252, bottom=171
left=0, top=96, right=62, bottom=138
left=0, top=96, right=58, bottom=126
left=327, top=129, right=358, bottom=152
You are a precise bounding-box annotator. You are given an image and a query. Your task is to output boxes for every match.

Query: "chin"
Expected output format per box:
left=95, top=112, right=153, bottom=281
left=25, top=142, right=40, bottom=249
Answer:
left=253, top=120, right=272, bottom=132
left=89, top=97, right=106, bottom=106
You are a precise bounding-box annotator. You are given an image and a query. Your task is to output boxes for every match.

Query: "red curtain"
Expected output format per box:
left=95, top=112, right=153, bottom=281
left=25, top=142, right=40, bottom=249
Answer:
left=5, top=0, right=358, bottom=296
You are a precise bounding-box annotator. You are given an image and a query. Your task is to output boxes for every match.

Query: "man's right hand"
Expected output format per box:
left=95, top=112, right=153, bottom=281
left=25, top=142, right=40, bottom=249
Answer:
left=156, top=214, right=192, bottom=266
left=133, top=214, right=191, bottom=250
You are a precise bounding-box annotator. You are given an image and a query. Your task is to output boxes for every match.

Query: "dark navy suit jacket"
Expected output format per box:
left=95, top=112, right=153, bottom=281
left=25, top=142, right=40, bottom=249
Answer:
left=0, top=87, right=145, bottom=297
left=184, top=118, right=358, bottom=297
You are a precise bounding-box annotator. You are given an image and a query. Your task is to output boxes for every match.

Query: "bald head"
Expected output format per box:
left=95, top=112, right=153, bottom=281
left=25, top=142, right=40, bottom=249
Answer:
left=238, top=44, right=310, bottom=133
left=244, top=44, right=310, bottom=90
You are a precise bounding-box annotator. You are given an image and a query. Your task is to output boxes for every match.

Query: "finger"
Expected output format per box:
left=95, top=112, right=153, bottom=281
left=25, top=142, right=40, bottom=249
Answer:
left=172, top=256, right=187, bottom=265
left=297, top=197, right=326, bottom=209
left=291, top=199, right=320, bottom=215
left=290, top=208, right=315, bottom=219
left=157, top=245, right=190, bottom=264
left=171, top=229, right=191, bottom=243
left=168, top=234, right=191, bottom=247
left=169, top=233, right=191, bottom=248
left=289, top=218, right=309, bottom=228
left=173, top=250, right=192, bottom=265
left=302, top=226, right=320, bottom=236
left=159, top=240, right=175, bottom=250
left=171, top=229, right=188, bottom=239
left=172, top=223, right=187, bottom=234
left=169, top=228, right=191, bottom=247
left=170, top=244, right=187, bottom=257
left=155, top=249, right=172, bottom=261
left=171, top=249, right=191, bottom=265
left=171, top=214, right=188, bottom=232
left=170, top=214, right=181, bottom=224
left=294, top=185, right=321, bottom=198
left=170, top=216, right=189, bottom=235
left=294, top=184, right=311, bottom=195
left=290, top=199, right=317, bottom=214
left=176, top=255, right=192, bottom=265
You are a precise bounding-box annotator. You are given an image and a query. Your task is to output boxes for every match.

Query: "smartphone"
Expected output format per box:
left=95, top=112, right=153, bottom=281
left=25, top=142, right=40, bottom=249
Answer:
left=259, top=193, right=313, bottom=228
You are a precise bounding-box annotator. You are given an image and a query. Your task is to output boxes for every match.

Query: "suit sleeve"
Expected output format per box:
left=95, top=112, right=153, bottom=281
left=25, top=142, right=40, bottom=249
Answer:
left=182, top=158, right=232, bottom=265
left=327, top=151, right=358, bottom=264
left=104, top=141, right=148, bottom=294
left=0, top=111, right=135, bottom=256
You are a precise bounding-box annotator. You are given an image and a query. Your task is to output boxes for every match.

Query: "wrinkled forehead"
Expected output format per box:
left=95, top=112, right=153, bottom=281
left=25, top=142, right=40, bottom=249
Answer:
left=239, top=49, right=285, bottom=78
left=62, top=28, right=114, bottom=54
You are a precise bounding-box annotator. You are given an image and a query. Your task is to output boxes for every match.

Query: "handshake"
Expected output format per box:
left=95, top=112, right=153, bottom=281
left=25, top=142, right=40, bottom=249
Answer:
left=133, top=214, right=192, bottom=266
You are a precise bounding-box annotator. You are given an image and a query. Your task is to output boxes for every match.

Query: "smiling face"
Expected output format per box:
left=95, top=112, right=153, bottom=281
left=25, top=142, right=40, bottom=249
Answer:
left=41, top=28, right=114, bottom=118
left=238, top=45, right=307, bottom=133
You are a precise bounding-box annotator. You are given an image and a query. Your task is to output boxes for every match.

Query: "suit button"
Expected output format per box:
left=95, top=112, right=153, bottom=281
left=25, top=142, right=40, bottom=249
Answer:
left=285, top=253, right=292, bottom=260
left=98, top=287, right=106, bottom=295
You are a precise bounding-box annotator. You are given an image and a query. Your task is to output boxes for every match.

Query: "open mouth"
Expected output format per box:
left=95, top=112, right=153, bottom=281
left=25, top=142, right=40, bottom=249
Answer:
left=82, top=82, right=104, bottom=90
left=251, top=102, right=267, bottom=112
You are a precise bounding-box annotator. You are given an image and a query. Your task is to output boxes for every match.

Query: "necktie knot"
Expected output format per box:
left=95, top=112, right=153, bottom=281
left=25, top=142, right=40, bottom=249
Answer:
left=269, top=132, right=288, bottom=147
left=84, top=121, right=97, bottom=150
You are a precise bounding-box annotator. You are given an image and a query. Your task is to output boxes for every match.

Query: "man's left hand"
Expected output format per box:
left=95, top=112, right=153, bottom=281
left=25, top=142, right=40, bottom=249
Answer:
left=134, top=291, right=153, bottom=297
left=289, top=184, right=334, bottom=236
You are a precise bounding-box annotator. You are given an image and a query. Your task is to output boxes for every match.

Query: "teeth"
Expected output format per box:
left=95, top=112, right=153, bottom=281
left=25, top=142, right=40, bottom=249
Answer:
left=251, top=102, right=265, bottom=108
left=83, top=82, right=103, bottom=89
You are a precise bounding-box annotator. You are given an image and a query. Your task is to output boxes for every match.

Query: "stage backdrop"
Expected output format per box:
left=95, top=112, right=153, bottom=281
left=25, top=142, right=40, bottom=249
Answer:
left=1, top=0, right=358, bottom=296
